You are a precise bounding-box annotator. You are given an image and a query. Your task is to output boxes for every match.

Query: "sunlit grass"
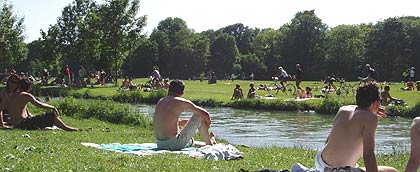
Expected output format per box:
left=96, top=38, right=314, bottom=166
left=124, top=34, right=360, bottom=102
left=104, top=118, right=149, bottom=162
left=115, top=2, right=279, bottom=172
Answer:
left=0, top=116, right=408, bottom=171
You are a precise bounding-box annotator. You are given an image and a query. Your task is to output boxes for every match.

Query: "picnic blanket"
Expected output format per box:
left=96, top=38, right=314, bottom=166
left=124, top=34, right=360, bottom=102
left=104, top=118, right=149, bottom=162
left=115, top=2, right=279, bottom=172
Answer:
left=81, top=142, right=243, bottom=160
left=284, top=97, right=319, bottom=102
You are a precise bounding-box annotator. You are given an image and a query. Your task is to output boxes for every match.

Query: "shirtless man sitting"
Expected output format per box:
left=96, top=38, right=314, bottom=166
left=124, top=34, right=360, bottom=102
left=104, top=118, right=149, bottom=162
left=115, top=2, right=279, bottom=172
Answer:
left=153, top=80, right=216, bottom=150
left=0, top=78, right=79, bottom=131
left=406, top=117, right=420, bottom=172
left=315, top=82, right=397, bottom=172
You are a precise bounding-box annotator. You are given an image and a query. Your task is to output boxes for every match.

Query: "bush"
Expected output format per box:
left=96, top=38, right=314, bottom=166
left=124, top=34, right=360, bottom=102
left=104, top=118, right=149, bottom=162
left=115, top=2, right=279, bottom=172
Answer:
left=143, top=89, right=167, bottom=104
left=192, top=98, right=223, bottom=107
left=388, top=101, right=420, bottom=118
left=315, top=98, right=354, bottom=114
left=112, top=90, right=144, bottom=103
left=55, top=97, right=152, bottom=127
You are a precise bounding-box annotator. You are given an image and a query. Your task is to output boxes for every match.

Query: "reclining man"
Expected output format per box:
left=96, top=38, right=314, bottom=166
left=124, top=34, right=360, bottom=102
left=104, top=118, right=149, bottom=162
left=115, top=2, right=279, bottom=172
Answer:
left=0, top=77, right=79, bottom=131
left=154, top=80, right=216, bottom=150
left=315, top=82, right=397, bottom=172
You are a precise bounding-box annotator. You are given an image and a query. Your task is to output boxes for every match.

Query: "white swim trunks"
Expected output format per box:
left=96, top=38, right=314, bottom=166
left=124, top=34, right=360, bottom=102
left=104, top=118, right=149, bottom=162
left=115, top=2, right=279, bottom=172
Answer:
left=315, top=147, right=363, bottom=172
left=156, top=114, right=202, bottom=150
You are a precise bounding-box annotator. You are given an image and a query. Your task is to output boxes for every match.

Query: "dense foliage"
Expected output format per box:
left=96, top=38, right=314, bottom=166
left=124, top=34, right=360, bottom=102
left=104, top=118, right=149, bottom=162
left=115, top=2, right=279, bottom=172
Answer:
left=2, top=1, right=420, bottom=81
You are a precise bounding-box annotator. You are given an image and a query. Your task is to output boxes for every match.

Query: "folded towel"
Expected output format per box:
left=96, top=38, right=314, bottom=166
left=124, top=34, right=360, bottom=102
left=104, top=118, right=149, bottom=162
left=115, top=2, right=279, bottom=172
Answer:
left=81, top=142, right=243, bottom=160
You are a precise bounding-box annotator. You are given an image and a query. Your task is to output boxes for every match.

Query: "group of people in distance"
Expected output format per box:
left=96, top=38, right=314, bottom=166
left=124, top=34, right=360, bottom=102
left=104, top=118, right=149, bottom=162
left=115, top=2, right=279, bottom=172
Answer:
left=156, top=79, right=420, bottom=172
left=231, top=82, right=256, bottom=100
left=1, top=74, right=79, bottom=131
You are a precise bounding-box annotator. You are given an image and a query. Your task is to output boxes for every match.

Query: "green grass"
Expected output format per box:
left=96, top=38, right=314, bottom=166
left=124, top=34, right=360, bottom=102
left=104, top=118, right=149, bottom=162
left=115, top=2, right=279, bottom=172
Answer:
left=0, top=117, right=409, bottom=171
left=0, top=79, right=417, bottom=171
left=29, top=79, right=420, bottom=107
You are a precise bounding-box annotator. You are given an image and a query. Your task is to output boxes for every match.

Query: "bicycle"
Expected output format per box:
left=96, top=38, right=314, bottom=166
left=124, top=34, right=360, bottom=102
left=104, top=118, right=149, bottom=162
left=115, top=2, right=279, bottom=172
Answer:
left=267, top=77, right=296, bottom=96
left=321, top=76, right=353, bottom=96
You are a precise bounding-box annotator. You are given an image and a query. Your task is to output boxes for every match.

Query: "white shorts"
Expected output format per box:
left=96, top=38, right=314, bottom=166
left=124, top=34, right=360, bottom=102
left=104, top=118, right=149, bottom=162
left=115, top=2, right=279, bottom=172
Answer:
left=315, top=148, right=362, bottom=172
left=156, top=114, right=202, bottom=150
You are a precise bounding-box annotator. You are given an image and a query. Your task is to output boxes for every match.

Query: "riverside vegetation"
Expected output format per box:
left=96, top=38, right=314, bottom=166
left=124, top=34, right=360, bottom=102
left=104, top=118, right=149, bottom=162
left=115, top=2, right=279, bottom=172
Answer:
left=0, top=79, right=417, bottom=171
left=27, top=79, right=420, bottom=117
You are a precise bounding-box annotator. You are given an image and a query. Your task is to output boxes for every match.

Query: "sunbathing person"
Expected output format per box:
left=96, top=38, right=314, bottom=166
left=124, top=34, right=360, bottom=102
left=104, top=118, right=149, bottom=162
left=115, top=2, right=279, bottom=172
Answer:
left=406, top=117, right=420, bottom=172
left=121, top=76, right=130, bottom=89
left=296, top=87, right=313, bottom=99
left=153, top=80, right=216, bottom=150
left=380, top=86, right=403, bottom=106
left=401, top=80, right=414, bottom=91
left=0, top=74, right=21, bottom=124
left=231, top=84, right=243, bottom=100
left=0, top=78, right=80, bottom=131
left=247, top=82, right=256, bottom=99
left=315, top=82, right=397, bottom=172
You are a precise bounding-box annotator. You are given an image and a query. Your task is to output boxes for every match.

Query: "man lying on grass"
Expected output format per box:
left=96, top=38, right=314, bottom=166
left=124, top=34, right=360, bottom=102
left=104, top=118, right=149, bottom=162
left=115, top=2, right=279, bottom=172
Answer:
left=0, top=77, right=80, bottom=131
left=315, top=82, right=397, bottom=172
left=153, top=80, right=216, bottom=150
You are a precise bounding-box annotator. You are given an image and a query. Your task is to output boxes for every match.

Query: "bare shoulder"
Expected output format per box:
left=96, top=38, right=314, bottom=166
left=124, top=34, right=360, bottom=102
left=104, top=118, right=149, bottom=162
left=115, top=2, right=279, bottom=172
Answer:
left=20, top=92, right=37, bottom=100
left=354, top=107, right=378, bottom=123
left=338, top=105, right=356, bottom=114
left=173, top=96, right=192, bottom=103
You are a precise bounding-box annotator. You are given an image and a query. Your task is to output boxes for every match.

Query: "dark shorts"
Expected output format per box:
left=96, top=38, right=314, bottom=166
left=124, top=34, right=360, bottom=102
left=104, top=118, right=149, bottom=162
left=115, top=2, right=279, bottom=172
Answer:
left=16, top=112, right=55, bottom=130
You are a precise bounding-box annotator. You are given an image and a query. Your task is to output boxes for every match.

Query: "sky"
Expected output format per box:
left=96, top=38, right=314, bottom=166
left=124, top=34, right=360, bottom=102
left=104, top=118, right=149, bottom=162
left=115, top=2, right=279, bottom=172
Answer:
left=8, top=0, right=420, bottom=43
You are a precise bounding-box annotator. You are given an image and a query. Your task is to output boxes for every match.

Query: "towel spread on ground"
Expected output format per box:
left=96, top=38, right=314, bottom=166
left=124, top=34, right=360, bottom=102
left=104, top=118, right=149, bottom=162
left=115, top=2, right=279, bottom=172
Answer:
left=81, top=142, right=243, bottom=160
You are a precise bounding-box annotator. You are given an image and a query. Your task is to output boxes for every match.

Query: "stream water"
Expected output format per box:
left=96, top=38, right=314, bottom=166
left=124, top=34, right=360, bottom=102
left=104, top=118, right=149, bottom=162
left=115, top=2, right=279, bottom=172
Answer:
left=135, top=104, right=411, bottom=153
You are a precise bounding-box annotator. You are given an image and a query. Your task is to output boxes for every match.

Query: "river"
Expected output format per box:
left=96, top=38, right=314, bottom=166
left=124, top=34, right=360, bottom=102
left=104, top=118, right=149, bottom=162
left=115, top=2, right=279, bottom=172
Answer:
left=136, top=104, right=411, bottom=154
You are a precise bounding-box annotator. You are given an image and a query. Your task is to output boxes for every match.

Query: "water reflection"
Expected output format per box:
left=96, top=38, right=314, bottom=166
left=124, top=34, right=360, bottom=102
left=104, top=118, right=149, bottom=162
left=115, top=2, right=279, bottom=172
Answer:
left=137, top=104, right=412, bottom=153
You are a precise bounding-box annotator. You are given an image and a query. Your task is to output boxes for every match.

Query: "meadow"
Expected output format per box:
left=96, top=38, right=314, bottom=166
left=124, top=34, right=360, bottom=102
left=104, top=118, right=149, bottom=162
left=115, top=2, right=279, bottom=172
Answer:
left=0, top=116, right=409, bottom=172
left=0, top=78, right=418, bottom=171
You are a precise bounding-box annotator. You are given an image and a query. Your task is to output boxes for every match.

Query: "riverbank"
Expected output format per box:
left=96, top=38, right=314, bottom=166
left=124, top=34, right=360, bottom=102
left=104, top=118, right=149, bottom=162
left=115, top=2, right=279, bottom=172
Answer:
left=25, top=79, right=420, bottom=117
left=0, top=107, right=409, bottom=171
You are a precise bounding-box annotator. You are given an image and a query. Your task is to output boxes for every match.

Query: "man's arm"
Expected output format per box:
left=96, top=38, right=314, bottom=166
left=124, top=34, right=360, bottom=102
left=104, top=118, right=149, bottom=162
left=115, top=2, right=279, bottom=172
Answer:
left=24, top=93, right=59, bottom=117
left=362, top=115, right=379, bottom=172
left=184, top=100, right=211, bottom=127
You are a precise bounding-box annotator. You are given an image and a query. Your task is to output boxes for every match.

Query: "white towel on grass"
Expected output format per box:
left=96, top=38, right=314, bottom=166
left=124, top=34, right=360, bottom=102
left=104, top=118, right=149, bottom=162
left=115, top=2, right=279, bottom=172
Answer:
left=81, top=142, right=243, bottom=160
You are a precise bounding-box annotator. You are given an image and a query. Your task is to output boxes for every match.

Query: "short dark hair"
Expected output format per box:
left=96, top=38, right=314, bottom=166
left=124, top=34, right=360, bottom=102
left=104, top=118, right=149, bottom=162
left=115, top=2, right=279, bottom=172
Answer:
left=384, top=85, right=390, bottom=91
left=19, top=77, right=32, bottom=92
left=356, top=82, right=380, bottom=108
left=168, top=80, right=185, bottom=95
left=6, top=74, right=21, bottom=92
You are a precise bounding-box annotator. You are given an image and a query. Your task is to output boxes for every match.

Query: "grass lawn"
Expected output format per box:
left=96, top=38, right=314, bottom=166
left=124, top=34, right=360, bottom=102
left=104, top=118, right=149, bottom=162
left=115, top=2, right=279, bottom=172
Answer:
left=76, top=78, right=420, bottom=107
left=0, top=79, right=417, bottom=171
left=0, top=117, right=409, bottom=172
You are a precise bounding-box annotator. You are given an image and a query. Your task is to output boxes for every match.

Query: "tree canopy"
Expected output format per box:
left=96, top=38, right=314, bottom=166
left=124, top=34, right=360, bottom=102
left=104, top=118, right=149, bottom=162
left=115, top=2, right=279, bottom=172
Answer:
left=1, top=1, right=419, bottom=82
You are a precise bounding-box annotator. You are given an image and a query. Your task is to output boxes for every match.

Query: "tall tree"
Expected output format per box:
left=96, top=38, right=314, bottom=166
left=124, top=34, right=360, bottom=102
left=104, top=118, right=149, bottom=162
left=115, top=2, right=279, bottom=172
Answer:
left=97, top=0, right=146, bottom=84
left=123, top=38, right=158, bottom=77
left=151, top=17, right=193, bottom=78
left=365, top=18, right=410, bottom=81
left=401, top=16, right=420, bottom=79
left=221, top=23, right=259, bottom=55
left=188, top=33, right=210, bottom=77
left=280, top=10, right=327, bottom=80
left=56, top=0, right=96, bottom=71
left=0, top=2, right=27, bottom=70
left=252, top=28, right=282, bottom=78
left=208, top=33, right=239, bottom=75
left=325, top=24, right=370, bottom=80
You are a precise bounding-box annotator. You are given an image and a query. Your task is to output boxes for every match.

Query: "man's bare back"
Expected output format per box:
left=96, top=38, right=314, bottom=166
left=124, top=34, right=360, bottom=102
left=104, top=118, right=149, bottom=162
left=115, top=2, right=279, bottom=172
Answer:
left=322, top=105, right=378, bottom=166
left=316, top=82, right=397, bottom=172
left=3, top=92, right=33, bottom=125
left=153, top=80, right=215, bottom=150
left=154, top=95, right=211, bottom=140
